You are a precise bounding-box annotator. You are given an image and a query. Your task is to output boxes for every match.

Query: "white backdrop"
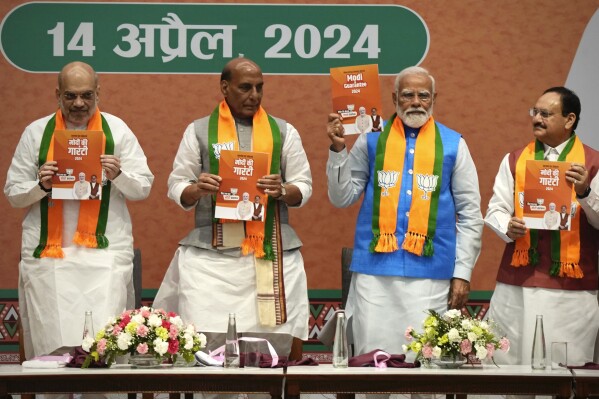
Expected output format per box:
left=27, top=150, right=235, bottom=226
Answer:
left=566, top=8, right=599, bottom=151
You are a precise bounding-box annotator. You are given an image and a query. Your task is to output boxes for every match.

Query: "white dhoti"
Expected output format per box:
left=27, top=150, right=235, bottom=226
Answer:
left=153, top=246, right=309, bottom=356
left=19, top=246, right=133, bottom=359
left=346, top=273, right=450, bottom=359
left=488, top=282, right=599, bottom=366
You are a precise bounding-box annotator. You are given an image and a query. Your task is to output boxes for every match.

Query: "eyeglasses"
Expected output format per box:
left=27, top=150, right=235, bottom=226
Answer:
left=398, top=91, right=433, bottom=103
left=529, top=108, right=554, bottom=119
left=62, top=91, right=96, bottom=102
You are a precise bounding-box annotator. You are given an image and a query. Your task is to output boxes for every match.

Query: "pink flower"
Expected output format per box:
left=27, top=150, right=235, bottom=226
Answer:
left=136, top=343, right=149, bottom=355
left=141, top=309, right=151, bottom=318
left=97, top=338, right=107, bottom=355
left=404, top=326, right=414, bottom=341
left=168, top=339, right=179, bottom=354
left=460, top=339, right=472, bottom=355
left=136, top=324, right=149, bottom=337
left=421, top=345, right=433, bottom=359
left=169, top=325, right=179, bottom=340
left=167, top=311, right=177, bottom=318
left=162, top=320, right=171, bottom=330
left=112, top=325, right=122, bottom=336
left=499, top=337, right=510, bottom=352
left=486, top=343, right=495, bottom=359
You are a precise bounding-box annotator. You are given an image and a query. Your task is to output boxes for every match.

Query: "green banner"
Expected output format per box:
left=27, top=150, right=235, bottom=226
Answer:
left=0, top=2, right=429, bottom=74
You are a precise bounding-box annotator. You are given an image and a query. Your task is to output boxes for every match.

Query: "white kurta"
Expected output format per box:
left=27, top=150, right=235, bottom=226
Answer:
left=154, top=119, right=312, bottom=346
left=4, top=112, right=154, bottom=359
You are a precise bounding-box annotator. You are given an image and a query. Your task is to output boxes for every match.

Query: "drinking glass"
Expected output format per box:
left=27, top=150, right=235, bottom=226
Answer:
left=551, top=341, right=568, bottom=369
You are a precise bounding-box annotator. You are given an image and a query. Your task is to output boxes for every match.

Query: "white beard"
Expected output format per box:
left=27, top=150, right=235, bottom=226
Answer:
left=397, top=105, right=433, bottom=128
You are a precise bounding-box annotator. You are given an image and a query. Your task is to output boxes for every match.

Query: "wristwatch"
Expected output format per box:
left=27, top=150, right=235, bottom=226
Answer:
left=38, top=181, right=51, bottom=193
left=577, top=185, right=591, bottom=199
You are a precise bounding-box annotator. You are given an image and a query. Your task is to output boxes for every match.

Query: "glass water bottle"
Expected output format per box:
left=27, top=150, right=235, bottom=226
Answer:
left=82, top=310, right=94, bottom=339
left=332, top=311, right=349, bottom=368
left=531, top=314, right=546, bottom=369
left=224, top=313, right=240, bottom=368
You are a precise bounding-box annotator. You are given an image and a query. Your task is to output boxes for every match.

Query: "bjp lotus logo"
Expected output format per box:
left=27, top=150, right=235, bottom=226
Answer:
left=518, top=192, right=524, bottom=209
left=570, top=202, right=578, bottom=217
left=212, top=141, right=235, bottom=159
left=377, top=170, right=399, bottom=196
left=416, top=174, right=439, bottom=200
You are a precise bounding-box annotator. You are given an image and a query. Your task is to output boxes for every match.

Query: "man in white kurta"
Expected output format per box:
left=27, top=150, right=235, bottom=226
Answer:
left=153, top=58, right=312, bottom=359
left=326, top=67, right=483, bottom=361
left=486, top=87, right=599, bottom=370
left=72, top=172, right=91, bottom=199
left=542, top=202, right=559, bottom=230
left=235, top=192, right=253, bottom=220
left=4, top=62, right=154, bottom=360
left=354, top=106, right=373, bottom=134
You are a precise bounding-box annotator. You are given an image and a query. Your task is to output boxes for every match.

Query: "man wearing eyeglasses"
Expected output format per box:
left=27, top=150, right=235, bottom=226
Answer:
left=326, top=66, right=483, bottom=368
left=485, top=87, right=599, bottom=371
left=4, top=61, right=154, bottom=363
left=354, top=106, right=373, bottom=134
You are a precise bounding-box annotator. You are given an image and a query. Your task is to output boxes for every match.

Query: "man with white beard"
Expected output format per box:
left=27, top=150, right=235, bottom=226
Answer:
left=325, top=66, right=483, bottom=370
left=354, top=106, right=373, bottom=134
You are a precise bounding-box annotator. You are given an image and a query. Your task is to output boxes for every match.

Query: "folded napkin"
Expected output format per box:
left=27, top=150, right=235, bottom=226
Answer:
left=22, top=360, right=67, bottom=369
left=22, top=353, right=73, bottom=369
left=202, top=337, right=321, bottom=369
left=288, top=357, right=319, bottom=367
left=256, top=354, right=319, bottom=368
left=348, top=349, right=420, bottom=368
left=66, top=346, right=108, bottom=368
left=568, top=362, right=599, bottom=369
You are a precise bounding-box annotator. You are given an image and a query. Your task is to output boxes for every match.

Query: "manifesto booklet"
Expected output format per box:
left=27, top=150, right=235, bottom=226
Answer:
left=330, top=63, right=383, bottom=135
left=214, top=150, right=269, bottom=221
left=51, top=130, right=104, bottom=200
left=523, top=160, right=574, bottom=230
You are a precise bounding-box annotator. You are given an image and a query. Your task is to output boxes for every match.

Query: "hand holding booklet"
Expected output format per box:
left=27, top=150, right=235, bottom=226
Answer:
left=214, top=150, right=269, bottom=221
left=330, top=63, right=383, bottom=135
left=51, top=130, right=104, bottom=200
left=523, top=160, right=574, bottom=230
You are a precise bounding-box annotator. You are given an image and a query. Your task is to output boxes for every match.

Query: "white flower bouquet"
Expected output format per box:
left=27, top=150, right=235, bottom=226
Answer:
left=403, top=309, right=510, bottom=364
left=81, top=306, right=206, bottom=367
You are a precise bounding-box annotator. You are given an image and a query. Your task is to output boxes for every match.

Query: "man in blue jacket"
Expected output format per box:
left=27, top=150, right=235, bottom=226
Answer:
left=326, top=66, right=483, bottom=361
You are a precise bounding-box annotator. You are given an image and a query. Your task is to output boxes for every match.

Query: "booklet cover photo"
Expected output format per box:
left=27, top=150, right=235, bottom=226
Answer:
left=330, top=63, right=383, bottom=135
left=51, top=130, right=104, bottom=200
left=523, top=160, right=574, bottom=231
left=214, top=150, right=269, bottom=221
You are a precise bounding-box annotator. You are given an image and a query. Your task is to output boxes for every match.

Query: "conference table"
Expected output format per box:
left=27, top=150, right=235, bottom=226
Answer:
left=285, top=364, right=574, bottom=398
left=0, top=363, right=583, bottom=398
left=571, top=368, right=599, bottom=398
left=0, top=364, right=284, bottom=398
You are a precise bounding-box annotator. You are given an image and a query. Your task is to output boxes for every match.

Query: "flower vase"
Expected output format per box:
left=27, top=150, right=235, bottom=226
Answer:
left=432, top=353, right=467, bottom=369
left=173, top=355, right=197, bottom=367
left=129, top=354, right=166, bottom=369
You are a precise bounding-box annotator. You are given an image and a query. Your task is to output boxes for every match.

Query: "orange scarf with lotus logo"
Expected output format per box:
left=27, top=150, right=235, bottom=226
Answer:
left=371, top=114, right=443, bottom=256
left=208, top=101, right=286, bottom=327
left=511, top=136, right=583, bottom=278
left=35, top=109, right=111, bottom=258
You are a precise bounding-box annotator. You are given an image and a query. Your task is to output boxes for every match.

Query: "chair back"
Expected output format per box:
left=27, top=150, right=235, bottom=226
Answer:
left=341, top=247, right=353, bottom=309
